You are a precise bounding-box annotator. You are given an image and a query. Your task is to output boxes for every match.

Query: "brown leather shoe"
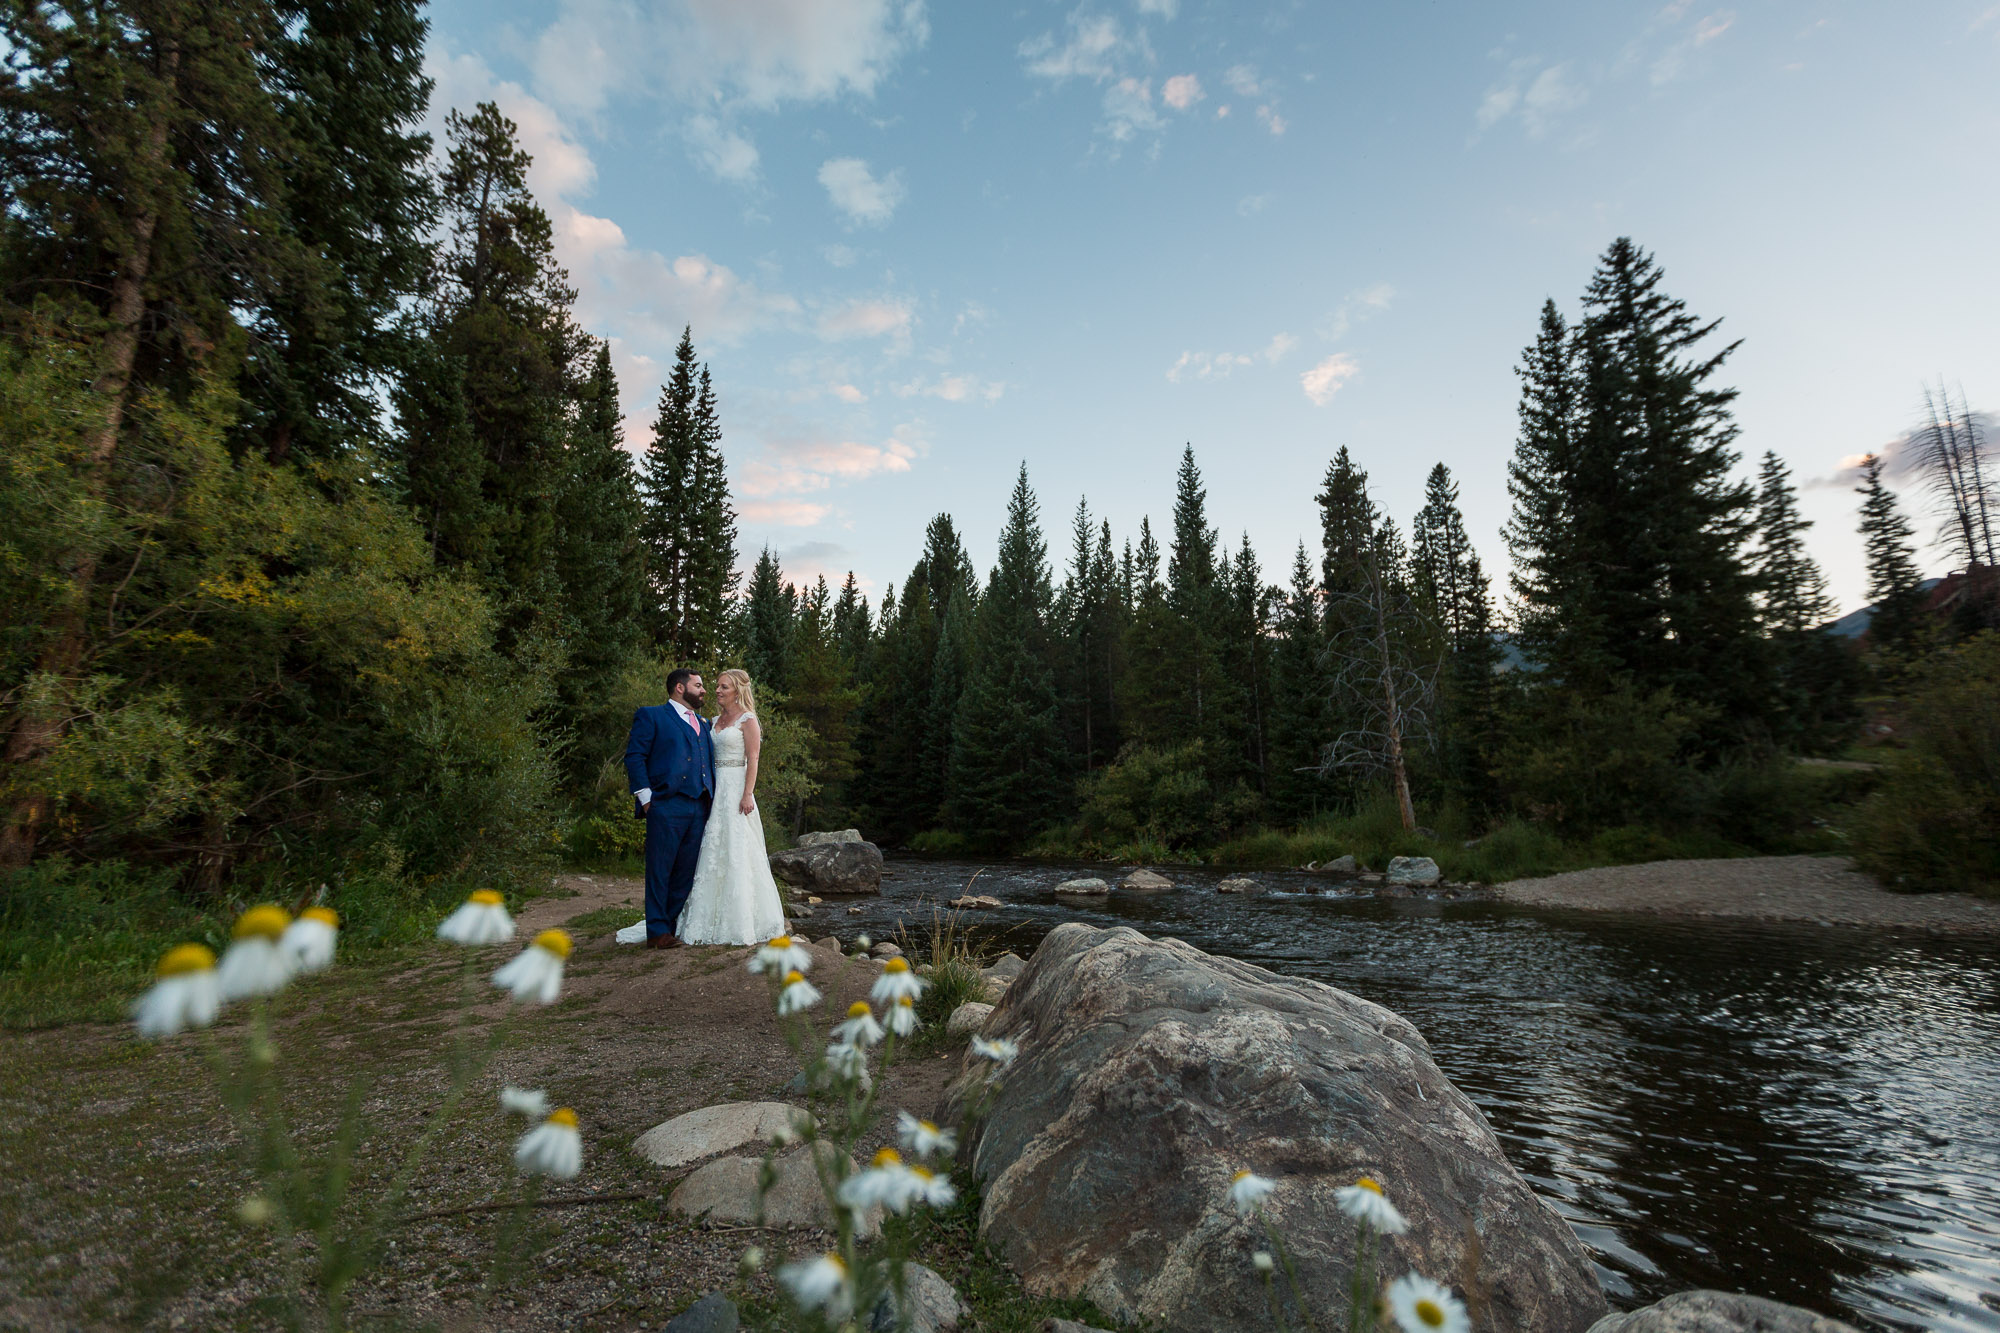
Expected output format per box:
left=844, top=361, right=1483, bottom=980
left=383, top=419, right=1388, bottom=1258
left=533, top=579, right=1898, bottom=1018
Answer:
left=646, top=933, right=684, bottom=950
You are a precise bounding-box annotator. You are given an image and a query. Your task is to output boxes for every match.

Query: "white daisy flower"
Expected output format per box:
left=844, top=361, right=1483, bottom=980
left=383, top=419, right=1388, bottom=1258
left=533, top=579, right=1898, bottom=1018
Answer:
left=1386, top=1274, right=1470, bottom=1333
left=437, top=889, right=514, bottom=945
left=279, top=907, right=339, bottom=974
left=749, top=934, right=813, bottom=975
left=777, top=1252, right=852, bottom=1321
left=830, top=1000, right=885, bottom=1047
left=823, top=1041, right=871, bottom=1083
left=1253, top=1250, right=1275, bottom=1273
left=896, top=1111, right=957, bottom=1160
left=869, top=956, right=924, bottom=1006
left=905, top=1163, right=957, bottom=1209
left=514, top=1107, right=583, bottom=1179
left=837, top=1147, right=915, bottom=1213
left=132, top=943, right=221, bottom=1038
left=499, top=1086, right=549, bottom=1119
left=217, top=905, right=297, bottom=1002
left=886, top=995, right=919, bottom=1037
left=1335, top=1175, right=1410, bottom=1235
left=776, top=969, right=821, bottom=1015
left=491, top=929, right=571, bottom=1005
left=969, top=1035, right=1018, bottom=1067
left=1228, top=1169, right=1276, bottom=1216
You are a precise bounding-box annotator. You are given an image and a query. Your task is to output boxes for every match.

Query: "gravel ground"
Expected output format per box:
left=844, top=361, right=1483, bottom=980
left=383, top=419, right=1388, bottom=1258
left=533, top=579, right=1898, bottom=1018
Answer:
left=1496, top=854, right=2000, bottom=933
left=0, top=875, right=975, bottom=1332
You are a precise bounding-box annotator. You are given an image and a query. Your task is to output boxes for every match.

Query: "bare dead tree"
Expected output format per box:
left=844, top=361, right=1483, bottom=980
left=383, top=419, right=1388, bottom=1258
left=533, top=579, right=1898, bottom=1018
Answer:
left=1915, top=381, right=1997, bottom=571
left=1317, top=544, right=1440, bottom=832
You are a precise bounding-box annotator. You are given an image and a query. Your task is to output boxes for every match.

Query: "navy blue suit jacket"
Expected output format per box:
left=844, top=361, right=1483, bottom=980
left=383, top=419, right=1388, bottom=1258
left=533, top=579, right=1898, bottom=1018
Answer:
left=624, top=705, right=715, bottom=819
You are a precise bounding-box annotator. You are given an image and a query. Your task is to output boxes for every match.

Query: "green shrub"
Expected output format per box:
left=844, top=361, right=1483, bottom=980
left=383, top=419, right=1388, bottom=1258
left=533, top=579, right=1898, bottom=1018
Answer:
left=1496, top=685, right=1713, bottom=834
left=1071, top=741, right=1262, bottom=852
left=909, top=829, right=969, bottom=856
left=1852, top=634, right=2000, bottom=895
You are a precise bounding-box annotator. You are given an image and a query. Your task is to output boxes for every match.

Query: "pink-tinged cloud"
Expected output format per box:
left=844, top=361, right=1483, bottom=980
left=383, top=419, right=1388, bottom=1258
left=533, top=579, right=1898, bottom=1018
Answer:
left=737, top=435, right=919, bottom=497
left=832, top=383, right=866, bottom=403
left=1301, top=353, right=1359, bottom=405
left=739, top=500, right=833, bottom=527
left=1162, top=73, right=1203, bottom=109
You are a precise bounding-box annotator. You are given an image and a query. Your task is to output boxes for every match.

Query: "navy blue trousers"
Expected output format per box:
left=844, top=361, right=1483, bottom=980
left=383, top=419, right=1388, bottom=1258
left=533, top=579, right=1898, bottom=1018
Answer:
left=644, top=793, right=711, bottom=939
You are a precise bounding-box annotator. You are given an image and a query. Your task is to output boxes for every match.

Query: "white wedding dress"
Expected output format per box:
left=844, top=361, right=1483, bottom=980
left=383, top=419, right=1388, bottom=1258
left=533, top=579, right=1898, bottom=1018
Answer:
left=615, top=714, right=787, bottom=947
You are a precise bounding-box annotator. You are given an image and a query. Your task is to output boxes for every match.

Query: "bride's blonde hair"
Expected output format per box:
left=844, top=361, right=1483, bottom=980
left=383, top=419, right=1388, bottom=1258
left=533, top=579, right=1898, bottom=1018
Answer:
left=719, top=667, right=756, bottom=714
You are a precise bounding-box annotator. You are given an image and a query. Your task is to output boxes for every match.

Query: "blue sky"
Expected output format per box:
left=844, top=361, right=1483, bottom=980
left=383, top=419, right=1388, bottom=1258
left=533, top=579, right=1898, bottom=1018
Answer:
left=424, top=0, right=2000, bottom=615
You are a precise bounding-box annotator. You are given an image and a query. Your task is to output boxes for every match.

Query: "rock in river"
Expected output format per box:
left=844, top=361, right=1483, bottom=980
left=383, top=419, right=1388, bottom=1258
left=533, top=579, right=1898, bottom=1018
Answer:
left=769, top=839, right=884, bottom=895
left=961, top=923, right=1607, bottom=1333
left=1385, top=855, right=1442, bottom=886
left=1121, top=868, right=1172, bottom=892
left=1216, top=877, right=1260, bottom=894
left=1587, top=1291, right=1858, bottom=1333
left=1053, top=877, right=1110, bottom=898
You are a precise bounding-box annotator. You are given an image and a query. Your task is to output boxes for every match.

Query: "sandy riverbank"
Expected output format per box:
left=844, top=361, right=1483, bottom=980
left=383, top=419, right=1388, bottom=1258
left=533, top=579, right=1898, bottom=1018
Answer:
left=1495, top=854, right=2000, bottom=933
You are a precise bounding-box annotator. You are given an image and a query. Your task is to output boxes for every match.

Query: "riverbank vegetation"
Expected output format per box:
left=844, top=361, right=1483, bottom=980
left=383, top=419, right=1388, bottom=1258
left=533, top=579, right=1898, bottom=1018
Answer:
left=1, top=3, right=1996, bottom=1036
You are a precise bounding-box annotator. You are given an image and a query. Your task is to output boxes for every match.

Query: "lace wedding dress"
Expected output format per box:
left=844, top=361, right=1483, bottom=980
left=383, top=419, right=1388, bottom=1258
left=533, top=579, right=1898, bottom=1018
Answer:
left=615, top=714, right=787, bottom=947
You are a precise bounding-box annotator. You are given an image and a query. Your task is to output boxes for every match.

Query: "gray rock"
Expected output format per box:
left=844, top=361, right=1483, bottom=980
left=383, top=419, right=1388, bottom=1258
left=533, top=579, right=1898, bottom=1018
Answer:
left=949, top=894, right=1004, bottom=910
left=1053, top=877, right=1111, bottom=897
left=947, top=1002, right=994, bottom=1037
left=1321, top=854, right=1359, bottom=875
left=663, top=1291, right=739, bottom=1333
left=1216, top=877, right=1260, bottom=894
left=813, top=936, right=841, bottom=951
left=1386, top=855, right=1442, bottom=886
left=633, top=1102, right=813, bottom=1169
left=796, top=828, right=863, bottom=847
left=1587, top=1292, right=1859, bottom=1333
left=784, top=901, right=813, bottom=918
left=1040, top=1322, right=1119, bottom=1333
left=769, top=840, right=885, bottom=895
left=868, top=1262, right=968, bottom=1333
left=871, top=941, right=904, bottom=959
left=1121, top=868, right=1172, bottom=892
left=668, top=1143, right=879, bottom=1237
left=964, top=923, right=1607, bottom=1333
left=983, top=952, right=1028, bottom=980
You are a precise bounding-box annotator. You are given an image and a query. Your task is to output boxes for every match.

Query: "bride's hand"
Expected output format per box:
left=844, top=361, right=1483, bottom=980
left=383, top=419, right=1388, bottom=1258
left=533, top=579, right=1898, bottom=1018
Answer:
left=739, top=793, right=756, bottom=816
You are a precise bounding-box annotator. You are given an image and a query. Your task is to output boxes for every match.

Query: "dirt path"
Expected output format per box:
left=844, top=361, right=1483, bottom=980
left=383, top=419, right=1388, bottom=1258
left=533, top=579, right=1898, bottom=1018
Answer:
left=0, top=878, right=971, bottom=1331
left=1496, top=854, right=2000, bottom=933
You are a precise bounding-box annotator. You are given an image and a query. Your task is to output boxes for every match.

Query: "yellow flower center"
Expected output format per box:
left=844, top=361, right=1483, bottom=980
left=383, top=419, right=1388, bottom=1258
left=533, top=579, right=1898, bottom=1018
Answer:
left=918, top=1119, right=938, bottom=1133
left=783, top=970, right=805, bottom=985
left=909, top=1164, right=934, bottom=1181
left=469, top=890, right=505, bottom=906
left=824, top=1252, right=847, bottom=1275
left=1233, top=1170, right=1254, bottom=1183
left=157, top=943, right=217, bottom=977
left=896, top=996, right=913, bottom=1008
left=547, top=1107, right=578, bottom=1129
left=846, top=1001, right=872, bottom=1019
left=1355, top=1176, right=1383, bottom=1195
left=1415, top=1299, right=1444, bottom=1327
left=233, top=905, right=292, bottom=940
left=301, top=906, right=340, bottom=928
left=534, top=929, right=573, bottom=959
left=883, top=957, right=909, bottom=974
left=871, top=1147, right=902, bottom=1168
left=769, top=934, right=791, bottom=947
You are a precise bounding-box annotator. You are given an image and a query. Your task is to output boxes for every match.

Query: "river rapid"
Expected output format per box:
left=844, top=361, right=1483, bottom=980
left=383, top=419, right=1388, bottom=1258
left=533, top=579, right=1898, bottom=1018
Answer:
left=822, top=857, right=2000, bottom=1330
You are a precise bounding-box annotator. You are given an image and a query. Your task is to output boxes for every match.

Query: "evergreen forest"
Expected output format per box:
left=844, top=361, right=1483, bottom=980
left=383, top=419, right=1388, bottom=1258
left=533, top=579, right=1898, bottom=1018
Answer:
left=2, top=1, right=1996, bottom=1016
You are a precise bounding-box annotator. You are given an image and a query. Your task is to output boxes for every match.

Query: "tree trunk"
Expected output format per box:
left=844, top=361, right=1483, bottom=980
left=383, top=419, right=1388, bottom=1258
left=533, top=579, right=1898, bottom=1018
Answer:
left=0, top=50, right=176, bottom=868
left=1373, top=570, right=1417, bottom=833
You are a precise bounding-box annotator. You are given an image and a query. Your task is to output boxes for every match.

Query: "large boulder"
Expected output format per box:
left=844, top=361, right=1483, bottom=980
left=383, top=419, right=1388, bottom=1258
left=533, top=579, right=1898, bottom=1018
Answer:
left=769, top=839, right=884, bottom=894
left=797, top=828, right=863, bottom=847
left=633, top=1102, right=812, bottom=1169
left=962, top=923, right=1607, bottom=1333
left=1587, top=1292, right=1859, bottom=1333
left=868, top=1262, right=968, bottom=1332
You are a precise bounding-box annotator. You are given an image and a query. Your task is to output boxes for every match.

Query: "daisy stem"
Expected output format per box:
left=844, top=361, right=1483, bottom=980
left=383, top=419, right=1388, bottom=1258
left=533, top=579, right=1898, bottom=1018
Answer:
left=1259, top=1213, right=1318, bottom=1333
left=1348, top=1220, right=1376, bottom=1333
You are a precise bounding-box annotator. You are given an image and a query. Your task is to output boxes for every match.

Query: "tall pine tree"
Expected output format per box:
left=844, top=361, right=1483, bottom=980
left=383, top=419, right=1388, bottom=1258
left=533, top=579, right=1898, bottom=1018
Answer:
left=1857, top=454, right=1929, bottom=665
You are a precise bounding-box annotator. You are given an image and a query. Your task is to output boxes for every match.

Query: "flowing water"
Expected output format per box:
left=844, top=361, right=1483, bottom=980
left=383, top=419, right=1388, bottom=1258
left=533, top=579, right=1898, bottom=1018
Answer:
left=826, top=858, right=2000, bottom=1330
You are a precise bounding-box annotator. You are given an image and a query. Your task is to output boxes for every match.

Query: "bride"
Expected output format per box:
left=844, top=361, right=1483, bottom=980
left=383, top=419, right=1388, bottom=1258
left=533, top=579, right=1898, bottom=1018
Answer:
left=616, top=668, right=788, bottom=947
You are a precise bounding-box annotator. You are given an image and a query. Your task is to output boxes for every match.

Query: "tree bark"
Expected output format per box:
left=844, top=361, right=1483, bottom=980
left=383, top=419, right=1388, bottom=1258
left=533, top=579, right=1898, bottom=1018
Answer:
left=0, top=47, right=177, bottom=867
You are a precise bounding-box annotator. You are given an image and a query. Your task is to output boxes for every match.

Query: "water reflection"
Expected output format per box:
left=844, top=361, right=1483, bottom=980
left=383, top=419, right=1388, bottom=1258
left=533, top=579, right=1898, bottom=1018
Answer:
left=847, top=859, right=2000, bottom=1330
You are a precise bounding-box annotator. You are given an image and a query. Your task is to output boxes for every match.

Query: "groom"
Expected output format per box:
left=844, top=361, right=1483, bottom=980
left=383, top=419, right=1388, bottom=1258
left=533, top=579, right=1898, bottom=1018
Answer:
left=624, top=668, right=716, bottom=949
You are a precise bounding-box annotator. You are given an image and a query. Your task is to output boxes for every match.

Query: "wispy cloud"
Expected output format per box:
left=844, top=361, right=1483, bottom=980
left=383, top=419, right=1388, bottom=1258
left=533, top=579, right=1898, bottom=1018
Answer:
left=1476, top=58, right=1587, bottom=138
left=819, top=157, right=906, bottom=226
left=1301, top=353, right=1359, bottom=405
left=896, top=374, right=1005, bottom=402
left=1166, top=332, right=1295, bottom=382
left=816, top=297, right=913, bottom=342
left=1103, top=78, right=1162, bottom=141
left=740, top=499, right=834, bottom=527
left=1019, top=12, right=1131, bottom=83
left=1319, top=283, right=1395, bottom=340
left=685, top=114, right=760, bottom=182
left=1162, top=73, right=1203, bottom=109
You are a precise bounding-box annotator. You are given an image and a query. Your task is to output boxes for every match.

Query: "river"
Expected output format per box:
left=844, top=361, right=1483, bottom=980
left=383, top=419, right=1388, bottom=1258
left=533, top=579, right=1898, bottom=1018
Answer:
left=822, top=857, right=2000, bottom=1330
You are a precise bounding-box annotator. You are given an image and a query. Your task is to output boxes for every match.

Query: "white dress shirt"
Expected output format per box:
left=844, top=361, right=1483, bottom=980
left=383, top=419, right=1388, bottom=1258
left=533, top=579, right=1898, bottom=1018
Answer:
left=632, top=700, right=703, bottom=807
